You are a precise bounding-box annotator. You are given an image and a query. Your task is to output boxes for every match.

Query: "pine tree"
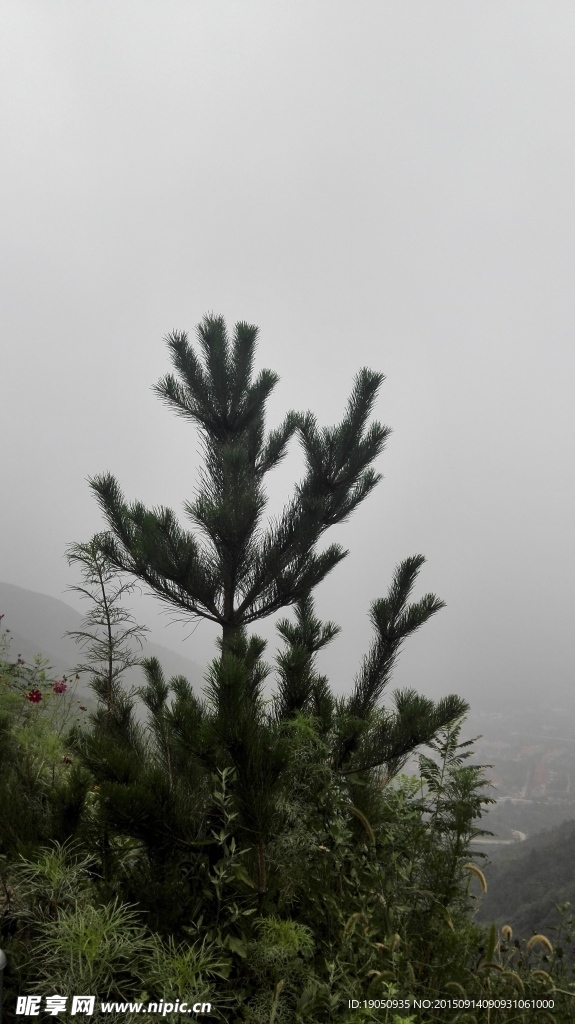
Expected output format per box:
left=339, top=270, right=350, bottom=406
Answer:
left=75, top=313, right=468, bottom=934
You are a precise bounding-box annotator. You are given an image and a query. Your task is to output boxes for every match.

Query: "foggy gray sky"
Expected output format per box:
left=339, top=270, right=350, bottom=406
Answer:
left=2, top=2, right=575, bottom=710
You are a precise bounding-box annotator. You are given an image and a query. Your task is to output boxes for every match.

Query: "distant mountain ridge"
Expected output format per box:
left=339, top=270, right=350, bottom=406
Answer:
left=0, top=580, right=206, bottom=701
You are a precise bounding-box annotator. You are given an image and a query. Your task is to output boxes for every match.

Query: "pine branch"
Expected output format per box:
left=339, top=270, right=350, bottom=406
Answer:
left=346, top=556, right=446, bottom=720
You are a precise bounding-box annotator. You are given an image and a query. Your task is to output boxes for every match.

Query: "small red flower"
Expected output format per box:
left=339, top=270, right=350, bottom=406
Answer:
left=79, top=706, right=87, bottom=711
left=25, top=689, right=43, bottom=703
left=53, top=680, right=67, bottom=694
left=62, top=755, right=73, bottom=765
left=17, top=658, right=25, bottom=665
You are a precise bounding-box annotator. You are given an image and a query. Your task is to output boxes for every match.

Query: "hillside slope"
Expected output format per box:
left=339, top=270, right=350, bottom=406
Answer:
left=0, top=580, right=206, bottom=702
left=477, top=818, right=575, bottom=937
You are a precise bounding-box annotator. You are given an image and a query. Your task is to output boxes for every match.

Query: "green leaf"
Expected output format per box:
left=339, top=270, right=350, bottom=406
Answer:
left=233, top=864, right=256, bottom=888
left=224, top=935, right=247, bottom=958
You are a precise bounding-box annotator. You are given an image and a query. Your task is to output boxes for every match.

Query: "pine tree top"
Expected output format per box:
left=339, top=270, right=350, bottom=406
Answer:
left=89, top=313, right=391, bottom=639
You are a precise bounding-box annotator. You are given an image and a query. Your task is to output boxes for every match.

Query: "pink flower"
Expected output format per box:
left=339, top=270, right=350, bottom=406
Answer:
left=25, top=689, right=43, bottom=703
left=53, top=680, right=67, bottom=694
left=17, top=657, right=25, bottom=665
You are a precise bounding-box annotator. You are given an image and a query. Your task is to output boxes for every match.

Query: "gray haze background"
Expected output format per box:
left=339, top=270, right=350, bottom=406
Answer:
left=2, top=2, right=575, bottom=714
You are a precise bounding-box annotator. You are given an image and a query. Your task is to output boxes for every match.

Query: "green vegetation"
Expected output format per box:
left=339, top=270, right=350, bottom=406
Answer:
left=477, top=819, right=575, bottom=938
left=1, top=315, right=574, bottom=1022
